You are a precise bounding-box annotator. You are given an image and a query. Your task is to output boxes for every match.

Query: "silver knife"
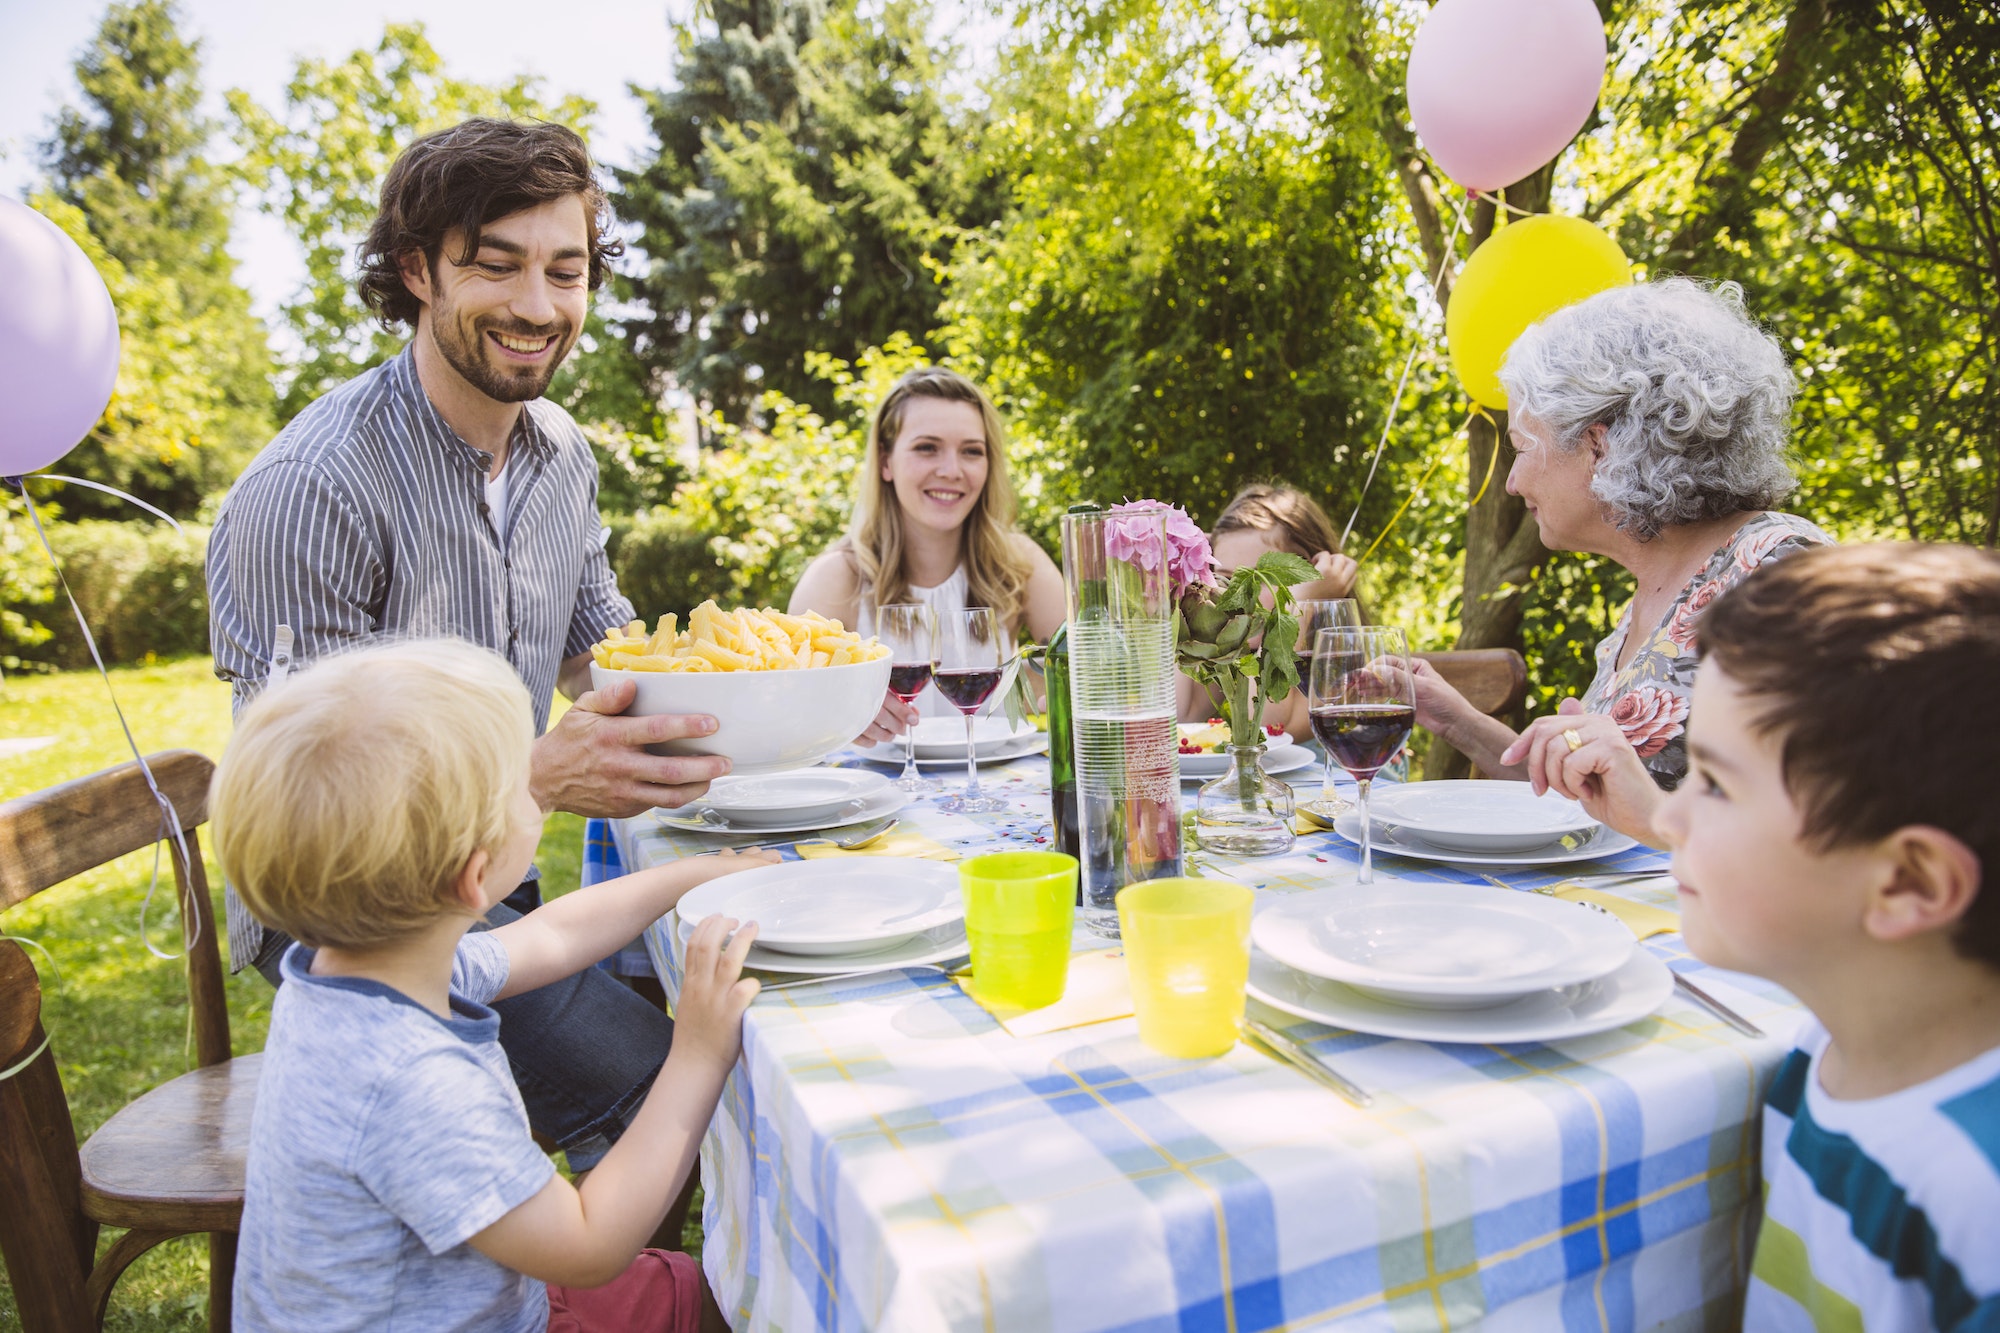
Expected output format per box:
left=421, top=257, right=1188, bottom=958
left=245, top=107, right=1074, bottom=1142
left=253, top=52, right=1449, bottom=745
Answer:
left=1673, top=973, right=1764, bottom=1038
left=1241, top=1016, right=1373, bottom=1106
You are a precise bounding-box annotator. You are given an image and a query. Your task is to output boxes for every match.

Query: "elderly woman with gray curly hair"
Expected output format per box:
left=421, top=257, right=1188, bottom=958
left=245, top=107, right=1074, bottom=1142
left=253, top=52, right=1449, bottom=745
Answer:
left=1414, top=278, right=1832, bottom=826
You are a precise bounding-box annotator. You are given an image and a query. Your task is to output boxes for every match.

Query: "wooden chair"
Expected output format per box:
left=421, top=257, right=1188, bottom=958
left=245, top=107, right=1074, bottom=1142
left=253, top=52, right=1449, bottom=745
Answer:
left=1416, top=648, right=1529, bottom=720
left=0, top=750, right=255, bottom=1332
left=1415, top=649, right=1529, bottom=780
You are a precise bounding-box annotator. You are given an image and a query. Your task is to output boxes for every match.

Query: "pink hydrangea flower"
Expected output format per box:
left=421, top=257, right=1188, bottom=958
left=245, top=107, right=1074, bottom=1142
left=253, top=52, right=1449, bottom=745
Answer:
left=1107, top=500, right=1217, bottom=597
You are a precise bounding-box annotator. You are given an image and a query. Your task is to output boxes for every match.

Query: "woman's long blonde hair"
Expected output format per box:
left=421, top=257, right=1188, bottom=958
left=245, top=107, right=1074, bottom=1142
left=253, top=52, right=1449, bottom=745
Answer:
left=843, top=367, right=1032, bottom=631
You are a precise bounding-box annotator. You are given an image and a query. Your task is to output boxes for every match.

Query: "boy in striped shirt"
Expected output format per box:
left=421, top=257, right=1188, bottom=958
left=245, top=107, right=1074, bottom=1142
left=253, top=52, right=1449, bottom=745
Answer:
left=1514, top=542, right=2000, bottom=1329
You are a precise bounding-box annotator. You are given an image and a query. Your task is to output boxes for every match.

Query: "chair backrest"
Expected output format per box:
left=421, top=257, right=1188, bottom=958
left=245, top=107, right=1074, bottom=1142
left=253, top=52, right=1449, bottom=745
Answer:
left=0, top=751, right=221, bottom=1331
left=0, top=750, right=226, bottom=1066
left=1416, top=648, right=1528, bottom=721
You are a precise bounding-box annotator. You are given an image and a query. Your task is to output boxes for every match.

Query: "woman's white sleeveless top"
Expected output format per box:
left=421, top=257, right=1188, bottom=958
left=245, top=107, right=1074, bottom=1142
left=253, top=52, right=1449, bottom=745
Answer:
left=856, top=565, right=969, bottom=718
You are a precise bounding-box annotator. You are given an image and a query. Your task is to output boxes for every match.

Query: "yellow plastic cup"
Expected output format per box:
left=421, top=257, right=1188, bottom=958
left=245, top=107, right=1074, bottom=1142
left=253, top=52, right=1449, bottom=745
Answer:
left=1117, top=878, right=1254, bottom=1058
left=959, top=851, right=1078, bottom=1010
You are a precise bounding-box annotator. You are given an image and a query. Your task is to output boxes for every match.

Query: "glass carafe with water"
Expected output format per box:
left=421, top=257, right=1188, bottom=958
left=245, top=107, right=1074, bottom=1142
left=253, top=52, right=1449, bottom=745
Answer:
left=1059, top=505, right=1184, bottom=937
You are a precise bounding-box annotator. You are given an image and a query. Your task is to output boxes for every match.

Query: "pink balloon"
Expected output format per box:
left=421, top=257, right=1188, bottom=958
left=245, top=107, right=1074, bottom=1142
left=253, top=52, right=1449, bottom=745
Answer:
left=1407, top=0, right=1608, bottom=192
left=0, top=197, right=121, bottom=478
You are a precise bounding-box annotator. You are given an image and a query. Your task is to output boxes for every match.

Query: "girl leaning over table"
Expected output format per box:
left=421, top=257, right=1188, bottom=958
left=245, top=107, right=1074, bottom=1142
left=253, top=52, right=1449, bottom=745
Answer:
left=789, top=367, right=1065, bottom=742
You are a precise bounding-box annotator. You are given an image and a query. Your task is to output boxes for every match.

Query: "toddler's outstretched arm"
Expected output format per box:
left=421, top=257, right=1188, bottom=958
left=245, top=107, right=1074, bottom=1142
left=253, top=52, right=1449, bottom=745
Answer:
left=469, top=913, right=761, bottom=1286
left=490, top=846, right=778, bottom=999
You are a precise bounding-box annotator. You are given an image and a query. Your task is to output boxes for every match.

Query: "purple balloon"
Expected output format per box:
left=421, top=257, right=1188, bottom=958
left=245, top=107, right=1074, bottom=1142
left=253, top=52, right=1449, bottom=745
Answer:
left=1407, top=0, right=1607, bottom=192
left=0, top=197, right=121, bottom=478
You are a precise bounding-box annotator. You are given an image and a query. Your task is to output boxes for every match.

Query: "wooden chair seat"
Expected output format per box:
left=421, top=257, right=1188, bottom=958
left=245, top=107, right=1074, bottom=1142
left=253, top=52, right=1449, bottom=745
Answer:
left=79, top=1053, right=257, bottom=1233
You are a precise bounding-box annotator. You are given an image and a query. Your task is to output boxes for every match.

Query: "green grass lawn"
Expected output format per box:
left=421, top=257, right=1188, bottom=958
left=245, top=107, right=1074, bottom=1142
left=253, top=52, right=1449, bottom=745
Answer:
left=0, top=657, right=597, bottom=1330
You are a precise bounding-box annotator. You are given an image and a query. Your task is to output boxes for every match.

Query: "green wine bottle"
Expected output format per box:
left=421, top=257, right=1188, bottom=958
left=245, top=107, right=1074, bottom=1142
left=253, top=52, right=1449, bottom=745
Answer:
left=1045, top=620, right=1079, bottom=866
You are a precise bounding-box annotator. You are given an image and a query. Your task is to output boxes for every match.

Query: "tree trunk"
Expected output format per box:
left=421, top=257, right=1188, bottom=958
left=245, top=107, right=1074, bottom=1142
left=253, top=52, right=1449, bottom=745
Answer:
left=1426, top=172, right=1554, bottom=779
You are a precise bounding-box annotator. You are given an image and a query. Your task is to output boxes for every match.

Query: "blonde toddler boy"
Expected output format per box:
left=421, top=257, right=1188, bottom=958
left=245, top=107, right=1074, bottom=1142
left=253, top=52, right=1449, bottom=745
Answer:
left=211, top=639, right=776, bottom=1332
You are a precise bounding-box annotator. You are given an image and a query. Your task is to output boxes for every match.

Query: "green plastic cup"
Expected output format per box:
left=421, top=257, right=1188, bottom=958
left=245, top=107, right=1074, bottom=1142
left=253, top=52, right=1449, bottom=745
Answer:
left=959, top=851, right=1078, bottom=1009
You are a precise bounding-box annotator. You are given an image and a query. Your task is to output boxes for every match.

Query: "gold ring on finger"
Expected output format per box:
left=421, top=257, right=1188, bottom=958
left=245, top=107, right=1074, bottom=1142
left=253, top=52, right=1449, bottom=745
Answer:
left=1562, top=727, right=1584, bottom=754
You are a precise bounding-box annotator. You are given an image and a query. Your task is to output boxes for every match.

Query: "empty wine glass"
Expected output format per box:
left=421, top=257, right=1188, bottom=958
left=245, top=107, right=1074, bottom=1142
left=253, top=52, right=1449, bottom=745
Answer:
left=876, top=603, right=936, bottom=792
left=934, top=607, right=1014, bottom=814
left=1294, top=598, right=1362, bottom=819
left=1309, top=626, right=1415, bottom=883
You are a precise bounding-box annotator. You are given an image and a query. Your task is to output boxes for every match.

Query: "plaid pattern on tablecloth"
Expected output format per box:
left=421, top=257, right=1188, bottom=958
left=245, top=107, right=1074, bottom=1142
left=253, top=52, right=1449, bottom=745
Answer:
left=582, top=753, right=1804, bottom=1332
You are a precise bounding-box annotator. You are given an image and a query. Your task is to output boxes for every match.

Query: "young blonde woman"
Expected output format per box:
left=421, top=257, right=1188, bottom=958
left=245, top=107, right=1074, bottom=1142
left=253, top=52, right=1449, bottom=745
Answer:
left=1176, top=482, right=1362, bottom=740
left=790, top=367, right=1065, bottom=744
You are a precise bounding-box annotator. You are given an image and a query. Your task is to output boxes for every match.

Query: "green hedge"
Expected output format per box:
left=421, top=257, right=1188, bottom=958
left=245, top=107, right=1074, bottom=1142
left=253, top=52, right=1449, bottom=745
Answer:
left=6, top=520, right=211, bottom=669
left=611, top=508, right=735, bottom=625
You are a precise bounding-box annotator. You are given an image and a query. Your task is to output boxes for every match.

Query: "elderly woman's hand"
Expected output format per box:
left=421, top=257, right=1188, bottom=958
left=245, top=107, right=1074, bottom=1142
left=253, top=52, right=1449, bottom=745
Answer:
left=1295, top=550, right=1360, bottom=602
left=1499, top=699, right=1663, bottom=845
left=852, top=689, right=921, bottom=748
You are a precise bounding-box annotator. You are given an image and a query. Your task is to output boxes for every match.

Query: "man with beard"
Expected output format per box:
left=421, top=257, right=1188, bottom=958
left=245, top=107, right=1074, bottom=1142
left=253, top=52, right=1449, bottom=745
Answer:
left=207, top=119, right=720, bottom=1178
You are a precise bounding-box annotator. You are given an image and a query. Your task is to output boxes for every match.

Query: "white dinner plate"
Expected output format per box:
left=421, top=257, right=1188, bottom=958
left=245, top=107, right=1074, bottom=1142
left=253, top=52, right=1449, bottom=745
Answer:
left=700, top=769, right=891, bottom=828
left=674, top=858, right=964, bottom=956
left=1247, top=946, right=1673, bottom=1044
left=656, top=783, right=907, bottom=837
left=675, top=913, right=969, bottom=976
left=1331, top=810, right=1640, bottom=867
left=1251, top=884, right=1636, bottom=1008
left=895, top=716, right=1041, bottom=759
left=881, top=729, right=1050, bottom=768
left=1178, top=742, right=1318, bottom=782
left=1367, top=781, right=1600, bottom=853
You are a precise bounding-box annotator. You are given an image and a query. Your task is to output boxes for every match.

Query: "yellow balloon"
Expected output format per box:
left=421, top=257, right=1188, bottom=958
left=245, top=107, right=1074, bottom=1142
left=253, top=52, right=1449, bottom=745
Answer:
left=1446, top=213, right=1632, bottom=410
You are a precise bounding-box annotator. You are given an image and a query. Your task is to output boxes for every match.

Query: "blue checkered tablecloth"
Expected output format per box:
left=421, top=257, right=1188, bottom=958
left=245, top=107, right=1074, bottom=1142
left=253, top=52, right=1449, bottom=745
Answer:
left=584, top=753, right=1805, bottom=1332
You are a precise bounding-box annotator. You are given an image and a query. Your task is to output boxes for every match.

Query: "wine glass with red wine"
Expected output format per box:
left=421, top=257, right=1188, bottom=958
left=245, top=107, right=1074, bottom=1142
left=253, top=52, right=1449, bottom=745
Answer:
left=876, top=603, right=937, bottom=792
left=1293, top=598, right=1362, bottom=819
left=933, top=606, right=1014, bottom=814
left=1309, top=626, right=1416, bottom=883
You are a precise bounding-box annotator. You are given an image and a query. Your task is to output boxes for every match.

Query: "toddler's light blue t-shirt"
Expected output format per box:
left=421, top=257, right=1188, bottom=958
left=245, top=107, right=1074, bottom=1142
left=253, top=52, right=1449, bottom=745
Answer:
left=233, top=933, right=557, bottom=1332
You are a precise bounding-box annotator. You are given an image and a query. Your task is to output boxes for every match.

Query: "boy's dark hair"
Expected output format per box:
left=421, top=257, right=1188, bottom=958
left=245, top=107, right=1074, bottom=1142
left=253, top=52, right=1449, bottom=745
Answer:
left=1698, top=542, right=2000, bottom=968
left=356, top=118, right=621, bottom=330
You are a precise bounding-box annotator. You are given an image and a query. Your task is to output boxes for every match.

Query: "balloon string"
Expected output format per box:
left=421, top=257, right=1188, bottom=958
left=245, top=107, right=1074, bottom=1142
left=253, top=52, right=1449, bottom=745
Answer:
left=1355, top=408, right=1477, bottom=566
left=1467, top=404, right=1502, bottom=507
left=1472, top=189, right=1541, bottom=219
left=34, top=474, right=186, bottom=535
left=1339, top=187, right=1477, bottom=553
left=0, top=933, right=60, bottom=1085
left=6, top=476, right=198, bottom=964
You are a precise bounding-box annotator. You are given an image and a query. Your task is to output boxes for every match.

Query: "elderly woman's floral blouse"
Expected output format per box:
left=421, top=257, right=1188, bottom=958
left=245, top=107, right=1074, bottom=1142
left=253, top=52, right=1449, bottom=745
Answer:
left=1583, top=511, right=1833, bottom=788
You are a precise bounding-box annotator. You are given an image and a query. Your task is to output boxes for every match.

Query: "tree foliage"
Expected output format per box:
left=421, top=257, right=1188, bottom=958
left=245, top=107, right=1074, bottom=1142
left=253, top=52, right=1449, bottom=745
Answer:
left=941, top=0, right=1416, bottom=605
left=37, top=0, right=274, bottom=518
left=614, top=0, right=1003, bottom=421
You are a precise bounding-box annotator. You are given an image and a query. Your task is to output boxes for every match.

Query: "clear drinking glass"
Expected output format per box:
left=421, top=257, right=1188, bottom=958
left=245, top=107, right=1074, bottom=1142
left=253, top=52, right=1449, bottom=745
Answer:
left=875, top=603, right=936, bottom=792
left=934, top=606, right=1013, bottom=814
left=1308, top=627, right=1416, bottom=884
left=1293, top=598, right=1362, bottom=820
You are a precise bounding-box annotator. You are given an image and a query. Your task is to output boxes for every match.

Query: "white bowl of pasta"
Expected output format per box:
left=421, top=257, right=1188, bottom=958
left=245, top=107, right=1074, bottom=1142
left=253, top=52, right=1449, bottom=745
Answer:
left=587, top=604, right=894, bottom=776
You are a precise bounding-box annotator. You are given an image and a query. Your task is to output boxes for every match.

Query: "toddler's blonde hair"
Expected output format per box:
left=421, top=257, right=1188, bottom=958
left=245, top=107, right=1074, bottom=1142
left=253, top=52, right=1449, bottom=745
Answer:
left=211, top=639, right=535, bottom=951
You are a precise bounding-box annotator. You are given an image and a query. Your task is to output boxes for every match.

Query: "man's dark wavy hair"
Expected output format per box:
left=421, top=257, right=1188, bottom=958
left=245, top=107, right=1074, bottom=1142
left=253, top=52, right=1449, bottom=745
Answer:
left=356, top=118, right=621, bottom=330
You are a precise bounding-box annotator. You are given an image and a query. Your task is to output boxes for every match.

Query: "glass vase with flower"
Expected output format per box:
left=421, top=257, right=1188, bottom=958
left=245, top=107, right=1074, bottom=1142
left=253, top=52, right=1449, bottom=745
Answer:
left=1169, top=520, right=1320, bottom=856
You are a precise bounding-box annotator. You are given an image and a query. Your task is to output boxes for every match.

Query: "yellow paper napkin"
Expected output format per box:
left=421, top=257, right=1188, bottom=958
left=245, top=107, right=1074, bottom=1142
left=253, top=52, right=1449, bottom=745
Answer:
left=794, top=830, right=959, bottom=861
left=961, top=949, right=1135, bottom=1037
left=1550, top=885, right=1681, bottom=939
left=1294, top=810, right=1337, bottom=835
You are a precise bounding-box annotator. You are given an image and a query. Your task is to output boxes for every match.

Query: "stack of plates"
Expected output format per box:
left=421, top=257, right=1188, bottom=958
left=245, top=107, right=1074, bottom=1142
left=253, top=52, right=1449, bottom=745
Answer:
left=1248, top=883, right=1671, bottom=1042
left=668, top=769, right=903, bottom=835
left=1179, top=742, right=1317, bottom=783
left=674, top=859, right=967, bottom=975
left=1337, top=780, right=1638, bottom=867
left=881, top=717, right=1048, bottom=767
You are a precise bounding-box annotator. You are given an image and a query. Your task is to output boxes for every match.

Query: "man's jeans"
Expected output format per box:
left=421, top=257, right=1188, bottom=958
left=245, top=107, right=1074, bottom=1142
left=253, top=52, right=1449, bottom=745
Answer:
left=251, top=882, right=673, bottom=1169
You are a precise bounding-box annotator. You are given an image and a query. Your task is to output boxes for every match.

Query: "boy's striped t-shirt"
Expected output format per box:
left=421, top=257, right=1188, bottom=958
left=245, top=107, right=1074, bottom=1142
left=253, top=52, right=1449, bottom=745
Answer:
left=1746, top=1021, right=2000, bottom=1331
